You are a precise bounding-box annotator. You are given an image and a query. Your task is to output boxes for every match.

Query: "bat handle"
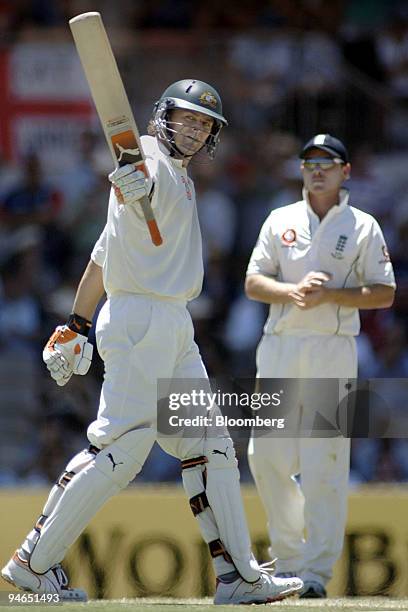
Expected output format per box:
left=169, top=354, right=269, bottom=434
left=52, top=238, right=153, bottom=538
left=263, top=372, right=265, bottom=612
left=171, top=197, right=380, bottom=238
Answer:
left=139, top=195, right=163, bottom=246
left=117, top=159, right=163, bottom=246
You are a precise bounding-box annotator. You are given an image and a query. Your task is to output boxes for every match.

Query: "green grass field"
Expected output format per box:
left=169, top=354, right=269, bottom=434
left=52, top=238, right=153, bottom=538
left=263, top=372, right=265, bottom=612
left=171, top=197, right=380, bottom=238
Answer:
left=1, top=598, right=408, bottom=612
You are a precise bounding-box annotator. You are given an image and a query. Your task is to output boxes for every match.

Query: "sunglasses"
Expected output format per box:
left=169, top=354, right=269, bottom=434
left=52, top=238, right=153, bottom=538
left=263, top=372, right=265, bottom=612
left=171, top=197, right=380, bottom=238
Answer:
left=302, top=157, right=344, bottom=171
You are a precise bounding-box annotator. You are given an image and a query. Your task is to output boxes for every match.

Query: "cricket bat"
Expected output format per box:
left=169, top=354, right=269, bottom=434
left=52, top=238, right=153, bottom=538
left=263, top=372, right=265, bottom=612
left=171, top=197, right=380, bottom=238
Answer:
left=69, top=11, right=163, bottom=246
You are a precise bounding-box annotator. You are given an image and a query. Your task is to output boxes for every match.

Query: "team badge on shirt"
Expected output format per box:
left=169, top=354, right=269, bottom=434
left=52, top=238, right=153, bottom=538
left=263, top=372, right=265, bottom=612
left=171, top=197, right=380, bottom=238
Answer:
left=181, top=175, right=192, bottom=200
left=281, top=229, right=297, bottom=245
left=331, top=235, right=348, bottom=259
left=379, top=245, right=391, bottom=263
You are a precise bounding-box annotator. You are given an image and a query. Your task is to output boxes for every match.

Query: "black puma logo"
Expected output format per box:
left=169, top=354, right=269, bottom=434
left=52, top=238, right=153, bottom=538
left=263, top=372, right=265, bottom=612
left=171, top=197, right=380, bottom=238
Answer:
left=107, top=453, right=124, bottom=471
left=212, top=447, right=229, bottom=459
left=115, top=143, right=141, bottom=163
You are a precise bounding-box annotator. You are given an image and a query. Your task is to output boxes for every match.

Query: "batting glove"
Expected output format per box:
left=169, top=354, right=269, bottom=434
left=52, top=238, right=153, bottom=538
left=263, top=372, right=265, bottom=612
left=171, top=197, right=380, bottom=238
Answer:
left=43, top=324, right=93, bottom=387
left=109, top=164, right=152, bottom=206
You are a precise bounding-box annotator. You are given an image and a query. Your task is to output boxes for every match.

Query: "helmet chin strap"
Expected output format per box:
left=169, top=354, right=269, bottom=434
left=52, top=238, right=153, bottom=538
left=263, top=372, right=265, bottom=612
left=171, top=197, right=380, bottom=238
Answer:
left=159, top=136, right=195, bottom=160
left=169, top=139, right=195, bottom=160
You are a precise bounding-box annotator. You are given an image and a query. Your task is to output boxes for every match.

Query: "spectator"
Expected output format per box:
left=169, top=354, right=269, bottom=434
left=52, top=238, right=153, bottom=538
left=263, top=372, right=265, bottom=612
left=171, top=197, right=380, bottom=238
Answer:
left=0, top=154, right=69, bottom=284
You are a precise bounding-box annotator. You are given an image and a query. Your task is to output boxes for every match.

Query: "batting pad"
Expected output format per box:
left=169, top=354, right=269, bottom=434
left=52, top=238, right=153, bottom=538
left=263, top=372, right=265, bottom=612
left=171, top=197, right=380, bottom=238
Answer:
left=18, top=449, right=98, bottom=565
left=29, top=427, right=155, bottom=573
left=182, top=437, right=260, bottom=583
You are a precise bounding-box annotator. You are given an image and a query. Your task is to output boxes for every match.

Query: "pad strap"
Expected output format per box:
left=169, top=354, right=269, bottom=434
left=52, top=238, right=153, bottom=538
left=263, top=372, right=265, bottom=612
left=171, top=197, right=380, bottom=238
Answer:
left=57, top=471, right=75, bottom=490
left=181, top=456, right=208, bottom=470
left=209, top=539, right=233, bottom=564
left=57, top=446, right=99, bottom=490
left=189, top=491, right=209, bottom=516
left=34, top=515, right=47, bottom=533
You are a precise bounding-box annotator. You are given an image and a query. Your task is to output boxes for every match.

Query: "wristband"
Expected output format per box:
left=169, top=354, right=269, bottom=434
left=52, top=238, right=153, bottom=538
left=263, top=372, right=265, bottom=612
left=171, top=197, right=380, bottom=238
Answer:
left=66, top=313, right=92, bottom=337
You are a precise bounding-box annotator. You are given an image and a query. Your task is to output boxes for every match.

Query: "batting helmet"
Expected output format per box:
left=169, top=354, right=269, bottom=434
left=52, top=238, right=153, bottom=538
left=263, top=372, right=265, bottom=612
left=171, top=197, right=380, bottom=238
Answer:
left=152, top=79, right=228, bottom=159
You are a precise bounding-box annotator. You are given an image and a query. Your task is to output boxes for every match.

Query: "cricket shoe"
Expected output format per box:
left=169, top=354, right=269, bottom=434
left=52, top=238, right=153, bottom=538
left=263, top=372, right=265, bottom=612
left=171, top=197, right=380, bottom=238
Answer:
left=214, top=570, right=303, bottom=605
left=1, top=552, right=87, bottom=601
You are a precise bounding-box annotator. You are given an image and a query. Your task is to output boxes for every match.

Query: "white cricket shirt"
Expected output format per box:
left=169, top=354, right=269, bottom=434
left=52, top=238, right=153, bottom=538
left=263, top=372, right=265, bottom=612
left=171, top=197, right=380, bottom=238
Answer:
left=247, top=188, right=396, bottom=336
left=91, top=136, right=203, bottom=300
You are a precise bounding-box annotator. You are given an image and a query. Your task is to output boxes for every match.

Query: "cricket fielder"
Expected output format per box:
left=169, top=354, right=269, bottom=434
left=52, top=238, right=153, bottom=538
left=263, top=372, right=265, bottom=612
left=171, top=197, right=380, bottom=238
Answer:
left=245, top=134, right=396, bottom=597
left=2, top=80, right=302, bottom=605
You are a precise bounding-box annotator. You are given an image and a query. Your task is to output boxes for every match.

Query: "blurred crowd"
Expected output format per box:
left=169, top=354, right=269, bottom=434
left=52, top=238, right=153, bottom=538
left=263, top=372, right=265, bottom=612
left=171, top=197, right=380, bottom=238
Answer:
left=0, top=0, right=408, bottom=486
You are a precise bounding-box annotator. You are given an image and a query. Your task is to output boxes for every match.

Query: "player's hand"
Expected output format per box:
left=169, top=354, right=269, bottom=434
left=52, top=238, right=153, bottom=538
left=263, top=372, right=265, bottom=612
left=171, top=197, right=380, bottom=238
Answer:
left=289, top=271, right=332, bottom=309
left=109, top=164, right=151, bottom=205
left=295, top=271, right=331, bottom=294
left=289, top=285, right=330, bottom=309
left=43, top=326, right=93, bottom=386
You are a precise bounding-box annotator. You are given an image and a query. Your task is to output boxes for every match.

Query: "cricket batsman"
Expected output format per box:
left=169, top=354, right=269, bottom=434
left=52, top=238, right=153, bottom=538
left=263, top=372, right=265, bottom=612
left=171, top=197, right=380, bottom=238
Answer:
left=1, top=80, right=303, bottom=605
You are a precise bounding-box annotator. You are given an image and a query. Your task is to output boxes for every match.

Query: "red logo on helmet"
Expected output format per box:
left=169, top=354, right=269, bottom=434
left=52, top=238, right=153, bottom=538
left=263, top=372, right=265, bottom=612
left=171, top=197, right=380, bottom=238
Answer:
left=281, top=229, right=297, bottom=245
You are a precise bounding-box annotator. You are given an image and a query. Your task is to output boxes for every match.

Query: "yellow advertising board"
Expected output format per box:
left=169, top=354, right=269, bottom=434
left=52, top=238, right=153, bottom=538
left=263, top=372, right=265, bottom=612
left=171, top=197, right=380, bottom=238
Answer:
left=1, top=485, right=408, bottom=599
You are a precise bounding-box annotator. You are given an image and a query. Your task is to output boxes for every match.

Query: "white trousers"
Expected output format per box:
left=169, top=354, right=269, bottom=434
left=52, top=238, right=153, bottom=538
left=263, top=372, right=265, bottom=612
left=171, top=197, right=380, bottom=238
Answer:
left=88, top=293, right=214, bottom=459
left=26, top=296, right=261, bottom=580
left=248, top=334, right=357, bottom=584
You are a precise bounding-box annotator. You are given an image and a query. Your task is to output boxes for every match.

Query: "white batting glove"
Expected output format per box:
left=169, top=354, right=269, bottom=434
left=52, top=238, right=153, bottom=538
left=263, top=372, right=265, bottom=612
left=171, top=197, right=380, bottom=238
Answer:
left=108, top=164, right=152, bottom=206
left=43, top=325, right=93, bottom=386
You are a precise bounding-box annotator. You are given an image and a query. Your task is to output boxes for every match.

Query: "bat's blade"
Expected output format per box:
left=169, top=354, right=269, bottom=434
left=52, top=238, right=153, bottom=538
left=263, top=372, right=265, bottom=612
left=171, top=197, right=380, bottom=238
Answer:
left=69, top=12, right=162, bottom=246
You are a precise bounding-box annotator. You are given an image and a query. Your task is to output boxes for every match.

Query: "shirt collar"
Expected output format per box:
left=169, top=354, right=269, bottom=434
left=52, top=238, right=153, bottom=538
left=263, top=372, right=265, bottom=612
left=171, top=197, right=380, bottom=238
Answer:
left=157, top=138, right=186, bottom=169
left=302, top=186, right=350, bottom=217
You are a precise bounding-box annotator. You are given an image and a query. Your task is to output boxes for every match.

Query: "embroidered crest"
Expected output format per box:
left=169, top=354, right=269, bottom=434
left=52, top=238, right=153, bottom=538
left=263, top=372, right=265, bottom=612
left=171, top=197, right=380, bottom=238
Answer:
left=331, top=234, right=348, bottom=259
left=379, top=245, right=391, bottom=264
left=181, top=175, right=192, bottom=200
left=281, top=229, right=297, bottom=245
left=199, top=91, right=217, bottom=108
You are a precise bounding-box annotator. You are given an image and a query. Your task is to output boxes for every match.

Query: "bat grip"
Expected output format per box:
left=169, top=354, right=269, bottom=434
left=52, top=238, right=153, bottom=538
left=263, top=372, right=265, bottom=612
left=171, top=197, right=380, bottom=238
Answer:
left=117, top=158, right=163, bottom=246
left=139, top=195, right=163, bottom=246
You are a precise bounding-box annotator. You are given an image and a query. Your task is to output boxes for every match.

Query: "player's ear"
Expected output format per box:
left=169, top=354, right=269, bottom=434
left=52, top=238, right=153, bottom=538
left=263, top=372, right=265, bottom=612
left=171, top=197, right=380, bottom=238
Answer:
left=147, top=119, right=156, bottom=136
left=343, top=162, right=351, bottom=180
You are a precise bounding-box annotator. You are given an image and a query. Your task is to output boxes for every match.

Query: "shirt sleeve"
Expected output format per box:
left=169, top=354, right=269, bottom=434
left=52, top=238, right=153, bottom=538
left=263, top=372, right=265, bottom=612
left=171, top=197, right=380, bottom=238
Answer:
left=357, top=218, right=396, bottom=287
left=90, top=224, right=107, bottom=268
left=246, top=215, right=279, bottom=277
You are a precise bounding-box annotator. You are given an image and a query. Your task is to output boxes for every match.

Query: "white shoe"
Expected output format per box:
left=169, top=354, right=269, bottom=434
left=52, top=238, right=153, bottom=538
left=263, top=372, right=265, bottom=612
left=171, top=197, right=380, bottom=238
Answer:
left=214, top=571, right=303, bottom=605
left=1, top=553, right=87, bottom=602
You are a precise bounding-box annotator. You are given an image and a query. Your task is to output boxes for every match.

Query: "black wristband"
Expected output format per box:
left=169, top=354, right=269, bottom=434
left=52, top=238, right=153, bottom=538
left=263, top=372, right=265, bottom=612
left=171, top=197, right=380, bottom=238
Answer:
left=66, top=313, right=92, bottom=337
